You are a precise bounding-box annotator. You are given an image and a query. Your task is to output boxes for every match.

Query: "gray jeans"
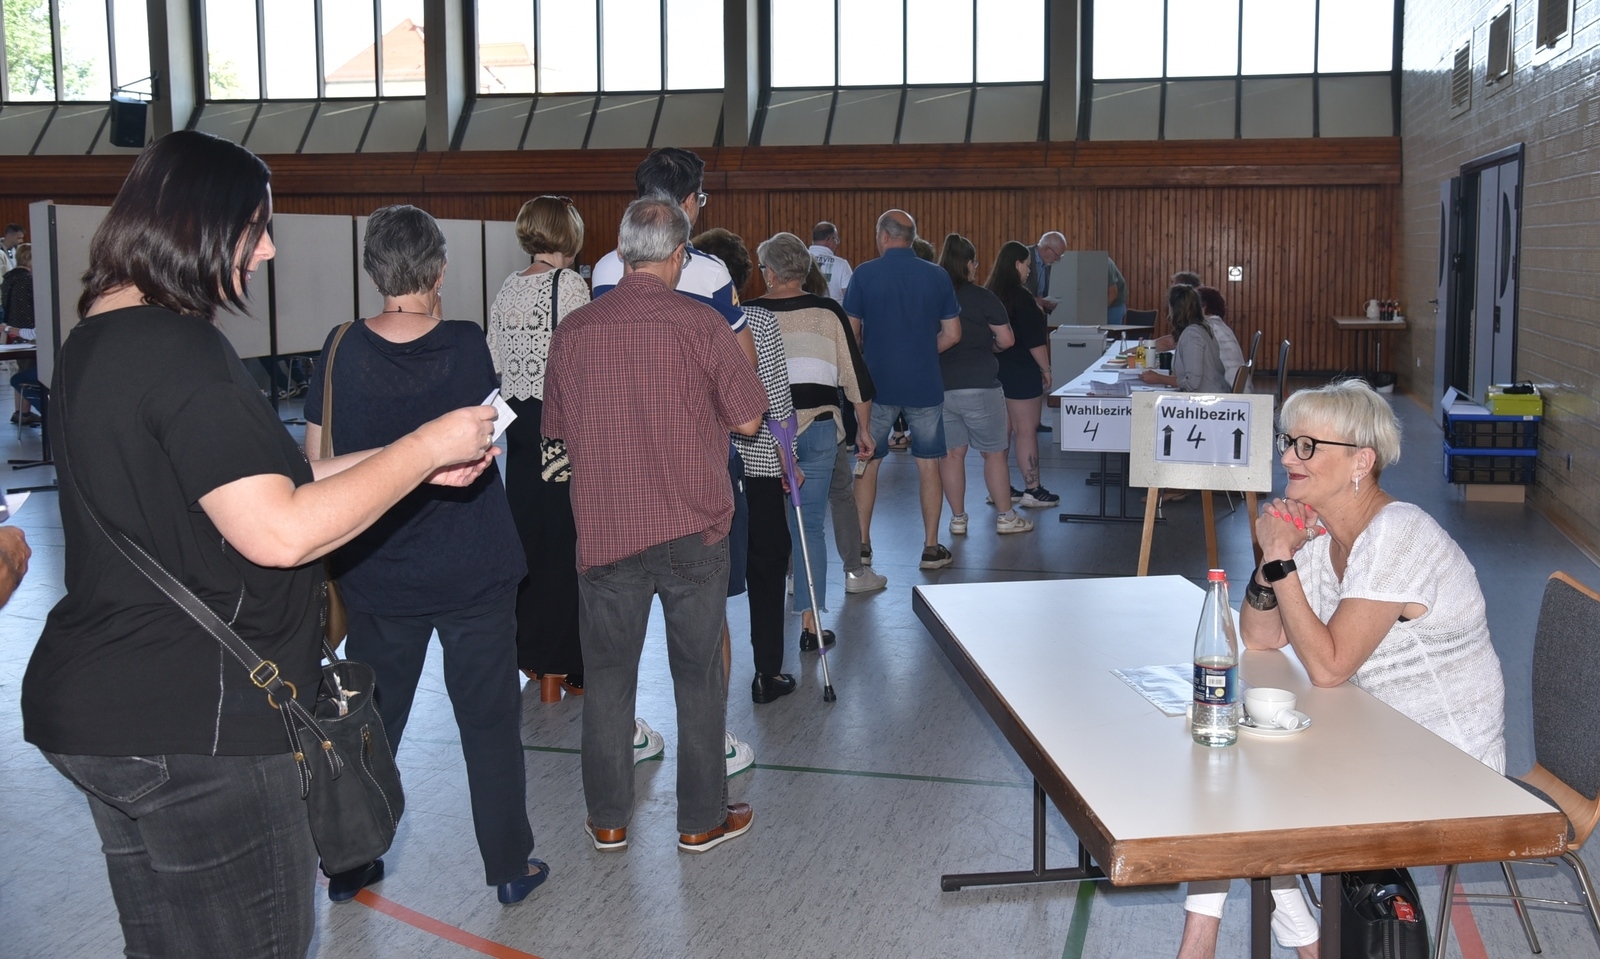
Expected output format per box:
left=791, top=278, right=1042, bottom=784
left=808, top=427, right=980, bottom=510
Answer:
left=578, top=531, right=731, bottom=835
left=42, top=750, right=316, bottom=959
left=829, top=439, right=864, bottom=572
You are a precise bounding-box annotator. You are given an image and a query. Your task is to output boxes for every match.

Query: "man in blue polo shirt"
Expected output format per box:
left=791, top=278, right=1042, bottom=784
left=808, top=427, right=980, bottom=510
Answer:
left=843, top=210, right=961, bottom=570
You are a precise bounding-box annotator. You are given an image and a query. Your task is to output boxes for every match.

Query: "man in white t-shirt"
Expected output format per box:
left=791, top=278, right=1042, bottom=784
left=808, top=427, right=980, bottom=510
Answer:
left=0, top=225, right=23, bottom=272
left=589, top=148, right=756, bottom=368
left=807, top=221, right=853, bottom=303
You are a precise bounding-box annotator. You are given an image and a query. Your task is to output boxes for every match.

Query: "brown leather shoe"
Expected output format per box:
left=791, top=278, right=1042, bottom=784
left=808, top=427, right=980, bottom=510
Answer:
left=677, top=803, right=753, bottom=853
left=585, top=819, right=627, bottom=852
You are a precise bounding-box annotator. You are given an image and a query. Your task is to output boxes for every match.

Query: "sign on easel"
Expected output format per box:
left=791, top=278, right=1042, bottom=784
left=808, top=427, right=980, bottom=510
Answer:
left=1127, top=392, right=1276, bottom=575
left=1129, top=392, right=1274, bottom=492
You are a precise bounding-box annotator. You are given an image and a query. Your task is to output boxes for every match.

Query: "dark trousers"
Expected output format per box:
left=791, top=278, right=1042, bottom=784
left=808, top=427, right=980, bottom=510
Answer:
left=578, top=531, right=730, bottom=835
left=346, top=589, right=534, bottom=885
left=742, top=475, right=792, bottom=675
left=42, top=750, right=316, bottom=959
left=505, top=395, right=582, bottom=676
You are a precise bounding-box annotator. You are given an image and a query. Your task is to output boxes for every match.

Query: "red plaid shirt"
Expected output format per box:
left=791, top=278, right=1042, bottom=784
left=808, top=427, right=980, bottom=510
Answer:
left=543, top=272, right=768, bottom=571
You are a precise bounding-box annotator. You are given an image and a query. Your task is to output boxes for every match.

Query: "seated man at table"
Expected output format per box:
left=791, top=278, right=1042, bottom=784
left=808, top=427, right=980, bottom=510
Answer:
left=1177, top=378, right=1508, bottom=958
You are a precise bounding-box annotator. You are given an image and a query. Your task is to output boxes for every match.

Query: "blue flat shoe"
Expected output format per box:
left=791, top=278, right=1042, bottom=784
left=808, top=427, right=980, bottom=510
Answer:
left=497, top=858, right=551, bottom=905
left=327, top=859, right=384, bottom=903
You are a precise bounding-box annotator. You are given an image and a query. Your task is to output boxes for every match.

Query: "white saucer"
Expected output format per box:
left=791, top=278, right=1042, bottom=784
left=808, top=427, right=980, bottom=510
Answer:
left=1238, top=713, right=1311, bottom=738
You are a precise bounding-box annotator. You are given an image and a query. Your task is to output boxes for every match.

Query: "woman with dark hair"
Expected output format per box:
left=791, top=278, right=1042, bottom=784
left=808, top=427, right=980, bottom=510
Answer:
left=1141, top=284, right=1228, bottom=392
left=305, top=205, right=546, bottom=905
left=936, top=234, right=1028, bottom=536
left=488, top=195, right=590, bottom=701
left=692, top=227, right=799, bottom=703
left=21, top=132, right=503, bottom=958
left=1155, top=285, right=1245, bottom=386
left=985, top=240, right=1058, bottom=509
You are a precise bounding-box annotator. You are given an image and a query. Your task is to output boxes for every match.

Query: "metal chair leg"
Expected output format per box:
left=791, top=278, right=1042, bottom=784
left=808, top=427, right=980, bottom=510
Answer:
left=1562, top=852, right=1600, bottom=944
left=1501, top=861, right=1543, bottom=953
left=1434, top=864, right=1459, bottom=959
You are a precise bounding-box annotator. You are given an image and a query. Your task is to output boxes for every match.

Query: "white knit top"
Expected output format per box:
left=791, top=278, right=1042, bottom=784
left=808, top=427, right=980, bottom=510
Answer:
left=1296, top=501, right=1507, bottom=773
left=486, top=268, right=591, bottom=401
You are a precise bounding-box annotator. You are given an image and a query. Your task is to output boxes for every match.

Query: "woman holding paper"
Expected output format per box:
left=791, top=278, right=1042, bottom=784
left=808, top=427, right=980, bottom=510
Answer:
left=1140, top=284, right=1228, bottom=393
left=305, top=204, right=543, bottom=906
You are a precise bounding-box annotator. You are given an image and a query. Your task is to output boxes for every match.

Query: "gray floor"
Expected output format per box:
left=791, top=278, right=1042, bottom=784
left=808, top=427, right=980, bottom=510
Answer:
left=2, top=383, right=1597, bottom=959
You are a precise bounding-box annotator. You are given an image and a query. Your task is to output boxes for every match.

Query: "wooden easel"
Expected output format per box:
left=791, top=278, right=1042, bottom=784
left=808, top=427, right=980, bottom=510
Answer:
left=1136, top=488, right=1261, bottom=576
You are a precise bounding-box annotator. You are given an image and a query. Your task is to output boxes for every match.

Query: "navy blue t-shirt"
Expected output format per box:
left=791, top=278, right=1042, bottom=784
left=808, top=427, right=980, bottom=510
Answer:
left=305, top=318, right=526, bottom=616
left=842, top=247, right=961, bottom=407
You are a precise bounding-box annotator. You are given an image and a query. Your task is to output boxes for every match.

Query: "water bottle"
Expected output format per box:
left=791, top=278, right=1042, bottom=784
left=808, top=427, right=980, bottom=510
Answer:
left=1192, top=569, right=1240, bottom=747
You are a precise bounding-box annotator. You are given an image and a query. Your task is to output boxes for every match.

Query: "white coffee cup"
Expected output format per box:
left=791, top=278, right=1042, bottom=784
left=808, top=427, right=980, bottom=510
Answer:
left=1244, top=687, right=1296, bottom=725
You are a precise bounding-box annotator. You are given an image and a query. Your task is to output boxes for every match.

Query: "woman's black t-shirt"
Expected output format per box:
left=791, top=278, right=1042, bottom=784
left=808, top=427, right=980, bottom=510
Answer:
left=303, top=318, right=525, bottom=617
left=23, top=306, right=323, bottom=757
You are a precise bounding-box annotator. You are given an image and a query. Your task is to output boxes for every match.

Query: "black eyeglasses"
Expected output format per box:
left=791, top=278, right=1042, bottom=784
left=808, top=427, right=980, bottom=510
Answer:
left=1276, top=433, right=1360, bottom=460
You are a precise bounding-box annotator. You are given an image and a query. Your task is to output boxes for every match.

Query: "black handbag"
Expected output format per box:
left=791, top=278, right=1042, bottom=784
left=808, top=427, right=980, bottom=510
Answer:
left=55, top=358, right=404, bottom=876
left=1340, top=868, right=1429, bottom=959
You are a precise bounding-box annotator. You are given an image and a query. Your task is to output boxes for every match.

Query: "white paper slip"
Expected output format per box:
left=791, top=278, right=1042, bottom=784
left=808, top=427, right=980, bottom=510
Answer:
left=1111, top=664, right=1194, bottom=716
left=483, top=389, right=517, bottom=444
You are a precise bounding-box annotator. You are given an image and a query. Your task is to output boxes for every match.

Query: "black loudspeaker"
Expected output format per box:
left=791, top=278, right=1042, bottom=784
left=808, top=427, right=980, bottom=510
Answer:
left=108, top=97, right=147, bottom=149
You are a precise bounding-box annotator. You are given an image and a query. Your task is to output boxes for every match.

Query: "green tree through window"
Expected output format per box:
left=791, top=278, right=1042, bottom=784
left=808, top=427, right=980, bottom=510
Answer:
left=4, top=0, right=56, bottom=100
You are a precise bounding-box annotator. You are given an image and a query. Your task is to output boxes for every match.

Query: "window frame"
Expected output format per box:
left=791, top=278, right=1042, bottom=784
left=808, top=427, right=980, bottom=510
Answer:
left=0, top=0, right=149, bottom=104
left=1078, top=0, right=1402, bottom=140
left=757, top=0, right=1049, bottom=146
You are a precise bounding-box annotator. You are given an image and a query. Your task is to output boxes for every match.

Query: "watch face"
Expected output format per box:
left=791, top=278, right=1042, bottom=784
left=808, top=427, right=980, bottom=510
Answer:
left=1264, top=559, right=1297, bottom=582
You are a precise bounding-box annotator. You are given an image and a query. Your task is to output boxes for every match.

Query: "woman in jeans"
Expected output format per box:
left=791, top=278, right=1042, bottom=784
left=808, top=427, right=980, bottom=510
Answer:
left=487, top=195, right=590, bottom=701
left=749, top=232, right=874, bottom=651
left=22, top=131, right=502, bottom=959
left=305, top=205, right=547, bottom=906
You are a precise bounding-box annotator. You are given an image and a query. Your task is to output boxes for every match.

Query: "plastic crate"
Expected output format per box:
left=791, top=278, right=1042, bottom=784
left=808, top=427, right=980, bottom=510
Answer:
left=1444, top=446, right=1537, bottom=485
left=1445, top=414, right=1540, bottom=450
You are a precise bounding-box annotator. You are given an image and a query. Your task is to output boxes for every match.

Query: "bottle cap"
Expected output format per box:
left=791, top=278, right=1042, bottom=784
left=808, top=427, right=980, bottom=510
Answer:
left=1207, top=569, right=1226, bottom=582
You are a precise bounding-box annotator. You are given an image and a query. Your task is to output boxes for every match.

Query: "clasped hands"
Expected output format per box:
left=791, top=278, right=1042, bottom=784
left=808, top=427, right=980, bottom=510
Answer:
left=1256, top=497, right=1325, bottom=559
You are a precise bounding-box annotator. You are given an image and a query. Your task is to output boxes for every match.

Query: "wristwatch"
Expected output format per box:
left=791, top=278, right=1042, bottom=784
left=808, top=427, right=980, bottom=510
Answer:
left=1261, top=558, right=1298, bottom=583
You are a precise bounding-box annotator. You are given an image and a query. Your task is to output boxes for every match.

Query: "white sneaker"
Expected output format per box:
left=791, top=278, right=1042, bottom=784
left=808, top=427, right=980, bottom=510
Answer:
left=633, top=719, right=665, bottom=765
left=996, top=511, right=1035, bottom=534
left=845, top=566, right=888, bottom=593
left=725, top=730, right=755, bottom=778
left=949, top=512, right=969, bottom=535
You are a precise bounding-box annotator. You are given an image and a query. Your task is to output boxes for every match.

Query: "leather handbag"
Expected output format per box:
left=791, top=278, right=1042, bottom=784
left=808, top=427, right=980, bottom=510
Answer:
left=1340, top=868, right=1429, bottom=959
left=319, top=322, right=354, bottom=647
left=53, top=352, right=405, bottom=875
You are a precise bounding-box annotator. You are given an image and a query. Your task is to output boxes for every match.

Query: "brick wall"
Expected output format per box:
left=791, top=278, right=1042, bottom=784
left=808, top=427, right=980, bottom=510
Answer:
left=1400, top=0, right=1600, bottom=553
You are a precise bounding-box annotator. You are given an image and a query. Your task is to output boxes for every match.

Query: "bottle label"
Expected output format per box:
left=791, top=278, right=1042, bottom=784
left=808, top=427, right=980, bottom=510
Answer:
left=1193, top=663, right=1237, bottom=705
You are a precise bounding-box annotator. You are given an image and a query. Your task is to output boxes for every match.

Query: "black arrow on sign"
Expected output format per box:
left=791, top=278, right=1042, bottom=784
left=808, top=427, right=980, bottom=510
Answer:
left=1233, top=428, right=1244, bottom=460
left=1162, top=425, right=1173, bottom=456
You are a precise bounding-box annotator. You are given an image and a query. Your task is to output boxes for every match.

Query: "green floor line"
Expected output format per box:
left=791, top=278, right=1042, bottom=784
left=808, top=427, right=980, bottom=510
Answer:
left=1061, top=879, right=1097, bottom=959
left=505, top=741, right=1029, bottom=789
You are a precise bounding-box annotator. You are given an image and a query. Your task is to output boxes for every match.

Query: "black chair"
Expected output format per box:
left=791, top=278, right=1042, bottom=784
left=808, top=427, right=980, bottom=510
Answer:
left=1433, top=573, right=1600, bottom=959
left=1275, top=339, right=1291, bottom=406
left=1122, top=308, right=1158, bottom=328
left=1246, top=330, right=1263, bottom=372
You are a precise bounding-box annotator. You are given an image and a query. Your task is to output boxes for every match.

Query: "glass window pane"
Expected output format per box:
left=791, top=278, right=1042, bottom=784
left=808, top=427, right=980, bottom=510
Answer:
left=324, top=1, right=377, bottom=98
left=770, top=0, right=834, bottom=87
left=380, top=0, right=426, bottom=96
left=602, top=0, right=661, bottom=91
left=1092, top=0, right=1162, bottom=79
left=477, top=0, right=536, bottom=94
left=666, top=0, right=723, bottom=89
left=839, top=0, right=903, bottom=86
left=1166, top=0, right=1238, bottom=78
left=4, top=0, right=56, bottom=100
left=263, top=0, right=317, bottom=99
left=112, top=0, right=152, bottom=94
left=542, top=0, right=598, bottom=92
left=1318, top=0, right=1395, bottom=73
left=977, top=0, right=1043, bottom=82
left=58, top=0, right=111, bottom=99
left=1241, top=0, right=1313, bottom=75
left=205, top=0, right=260, bottom=99
left=907, top=0, right=972, bottom=85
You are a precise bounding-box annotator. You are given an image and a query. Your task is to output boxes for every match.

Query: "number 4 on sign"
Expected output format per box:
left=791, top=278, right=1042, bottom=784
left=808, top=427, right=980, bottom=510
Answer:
left=1082, top=420, right=1099, bottom=441
left=1187, top=425, right=1205, bottom=449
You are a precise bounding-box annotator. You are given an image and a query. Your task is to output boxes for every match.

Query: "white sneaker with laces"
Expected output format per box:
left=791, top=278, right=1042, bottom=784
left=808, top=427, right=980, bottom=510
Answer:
left=949, top=512, right=968, bottom=536
left=633, top=719, right=665, bottom=765
left=725, top=730, right=755, bottom=778
left=845, top=566, right=888, bottom=593
left=996, top=511, right=1035, bottom=534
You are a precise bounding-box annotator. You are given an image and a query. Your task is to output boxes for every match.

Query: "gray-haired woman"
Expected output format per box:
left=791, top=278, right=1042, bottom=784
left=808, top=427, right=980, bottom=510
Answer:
left=304, top=205, right=549, bottom=906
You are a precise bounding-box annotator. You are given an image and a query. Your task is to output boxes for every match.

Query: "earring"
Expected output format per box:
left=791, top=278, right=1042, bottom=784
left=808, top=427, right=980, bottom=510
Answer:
left=1354, top=475, right=1362, bottom=493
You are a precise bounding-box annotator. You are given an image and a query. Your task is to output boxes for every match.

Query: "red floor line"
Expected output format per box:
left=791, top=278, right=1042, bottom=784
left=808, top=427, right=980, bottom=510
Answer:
left=1447, top=876, right=1492, bottom=959
left=351, top=888, right=546, bottom=959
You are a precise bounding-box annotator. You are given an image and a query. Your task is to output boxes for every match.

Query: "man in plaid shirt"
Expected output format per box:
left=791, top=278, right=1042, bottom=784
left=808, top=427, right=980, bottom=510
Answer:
left=543, top=197, right=767, bottom=854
